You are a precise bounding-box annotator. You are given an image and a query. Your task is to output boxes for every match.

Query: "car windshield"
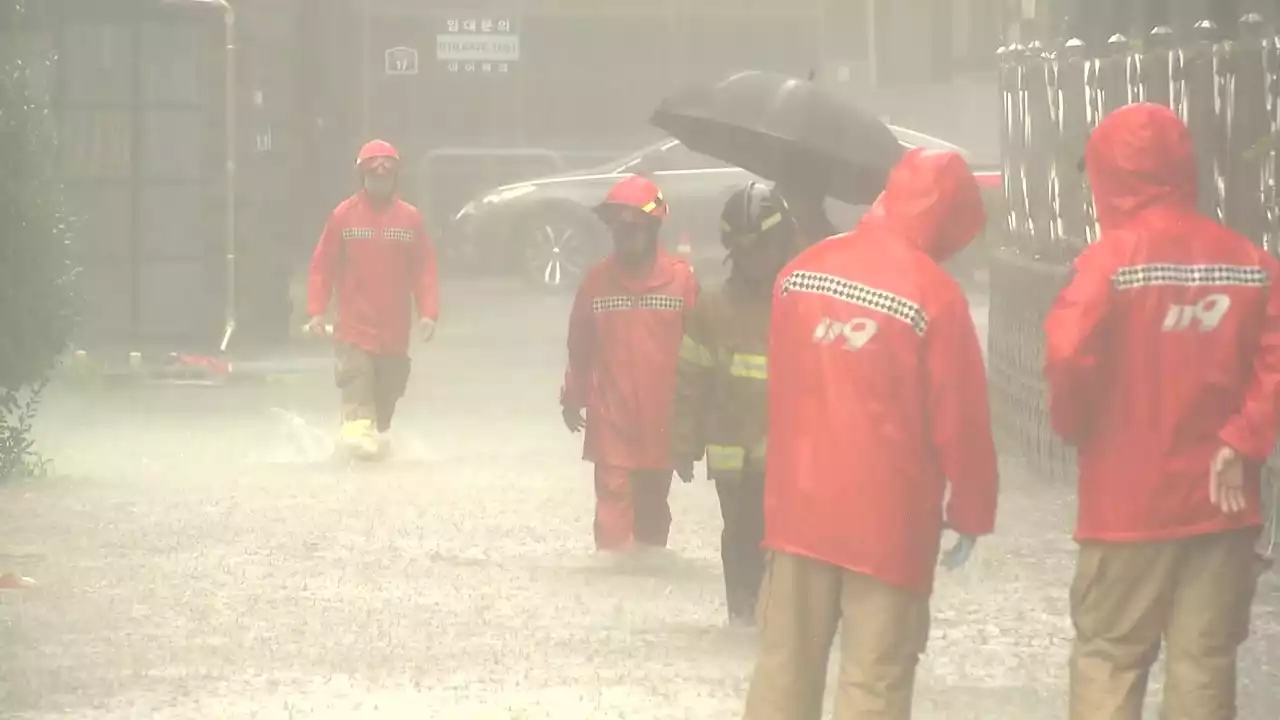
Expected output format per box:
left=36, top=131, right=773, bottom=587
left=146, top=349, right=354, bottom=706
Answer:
left=888, top=125, right=972, bottom=161
left=611, top=129, right=969, bottom=176
left=612, top=138, right=684, bottom=174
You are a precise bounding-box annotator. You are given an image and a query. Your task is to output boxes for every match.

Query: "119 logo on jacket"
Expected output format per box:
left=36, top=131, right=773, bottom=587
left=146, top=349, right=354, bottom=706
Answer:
left=1162, top=293, right=1231, bottom=332
left=812, top=316, right=880, bottom=350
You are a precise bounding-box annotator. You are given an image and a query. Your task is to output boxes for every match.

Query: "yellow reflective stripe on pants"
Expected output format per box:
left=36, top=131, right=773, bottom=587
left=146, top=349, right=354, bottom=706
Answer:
left=729, top=353, right=768, bottom=379
left=707, top=444, right=746, bottom=472
left=680, top=335, right=715, bottom=367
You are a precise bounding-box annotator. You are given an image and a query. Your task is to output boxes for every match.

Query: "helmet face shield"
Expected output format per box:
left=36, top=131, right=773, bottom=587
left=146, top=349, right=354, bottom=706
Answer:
left=598, top=203, right=651, bottom=228
left=359, top=155, right=399, bottom=199
left=361, top=156, right=399, bottom=175
left=601, top=204, right=660, bottom=263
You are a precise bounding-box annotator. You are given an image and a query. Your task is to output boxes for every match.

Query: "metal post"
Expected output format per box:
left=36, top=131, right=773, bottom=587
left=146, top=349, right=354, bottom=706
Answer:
left=162, top=0, right=236, bottom=351
left=866, top=0, right=878, bottom=89
left=215, top=0, right=237, bottom=353
left=360, top=0, right=370, bottom=139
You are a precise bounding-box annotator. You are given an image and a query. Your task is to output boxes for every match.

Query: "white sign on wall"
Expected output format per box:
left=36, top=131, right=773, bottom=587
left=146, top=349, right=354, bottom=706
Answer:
left=439, top=17, right=519, bottom=74
left=385, top=46, right=420, bottom=76
left=437, top=34, right=520, bottom=62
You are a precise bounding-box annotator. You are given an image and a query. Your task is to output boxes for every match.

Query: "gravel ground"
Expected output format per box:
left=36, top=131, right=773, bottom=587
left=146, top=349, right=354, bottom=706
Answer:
left=1, top=281, right=1276, bottom=719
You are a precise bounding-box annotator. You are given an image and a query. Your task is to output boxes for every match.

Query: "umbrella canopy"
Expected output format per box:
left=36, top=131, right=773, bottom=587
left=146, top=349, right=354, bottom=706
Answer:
left=651, top=71, right=904, bottom=205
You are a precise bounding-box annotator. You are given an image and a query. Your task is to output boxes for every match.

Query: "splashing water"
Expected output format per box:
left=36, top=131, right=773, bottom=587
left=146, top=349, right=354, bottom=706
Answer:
left=268, top=407, right=337, bottom=464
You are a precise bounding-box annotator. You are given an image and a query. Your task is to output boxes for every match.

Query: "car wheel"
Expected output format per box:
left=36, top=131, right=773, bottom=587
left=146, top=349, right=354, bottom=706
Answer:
left=518, top=209, right=604, bottom=291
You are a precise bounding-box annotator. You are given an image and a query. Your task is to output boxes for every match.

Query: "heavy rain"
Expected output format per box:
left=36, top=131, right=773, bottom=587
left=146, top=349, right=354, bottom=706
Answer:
left=1, top=1, right=1278, bottom=719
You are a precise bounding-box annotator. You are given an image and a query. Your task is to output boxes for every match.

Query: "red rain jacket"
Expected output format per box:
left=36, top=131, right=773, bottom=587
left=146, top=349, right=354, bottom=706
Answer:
left=1045, top=103, right=1280, bottom=542
left=562, top=250, right=699, bottom=469
left=307, top=191, right=439, bottom=355
left=764, top=149, right=998, bottom=595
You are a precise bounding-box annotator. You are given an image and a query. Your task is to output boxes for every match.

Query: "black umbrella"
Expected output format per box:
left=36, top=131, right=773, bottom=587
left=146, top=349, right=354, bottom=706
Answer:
left=650, top=71, right=904, bottom=205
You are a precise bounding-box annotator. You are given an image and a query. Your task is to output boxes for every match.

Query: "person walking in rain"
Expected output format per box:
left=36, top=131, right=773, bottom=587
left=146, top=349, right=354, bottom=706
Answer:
left=1045, top=103, right=1277, bottom=720
left=306, top=139, right=439, bottom=459
left=560, top=175, right=698, bottom=553
left=669, top=182, right=802, bottom=625
left=744, top=149, right=998, bottom=720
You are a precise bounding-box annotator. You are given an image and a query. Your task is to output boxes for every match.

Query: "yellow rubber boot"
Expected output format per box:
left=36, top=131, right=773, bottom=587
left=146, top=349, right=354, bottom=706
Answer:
left=339, top=419, right=380, bottom=460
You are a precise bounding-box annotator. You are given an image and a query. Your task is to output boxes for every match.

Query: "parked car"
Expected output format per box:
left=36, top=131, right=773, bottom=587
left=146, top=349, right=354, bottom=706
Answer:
left=443, top=127, right=1001, bottom=290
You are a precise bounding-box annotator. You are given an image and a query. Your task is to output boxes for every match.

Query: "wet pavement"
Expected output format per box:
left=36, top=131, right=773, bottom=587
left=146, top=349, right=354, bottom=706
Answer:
left=1, top=281, right=1277, bottom=719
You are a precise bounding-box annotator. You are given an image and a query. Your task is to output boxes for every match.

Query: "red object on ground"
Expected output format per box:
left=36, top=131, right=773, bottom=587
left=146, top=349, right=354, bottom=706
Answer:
left=0, top=573, right=37, bottom=590
left=1044, top=103, right=1280, bottom=543
left=764, top=148, right=998, bottom=595
left=170, top=354, right=231, bottom=376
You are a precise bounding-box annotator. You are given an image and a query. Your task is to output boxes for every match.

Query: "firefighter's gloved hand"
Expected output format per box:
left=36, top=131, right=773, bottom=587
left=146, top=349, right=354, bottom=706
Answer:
left=304, top=316, right=329, bottom=337
left=939, top=534, right=977, bottom=572
left=418, top=317, right=437, bottom=343
left=675, top=461, right=695, bottom=483
left=562, top=406, right=586, bottom=434
left=1210, top=445, right=1248, bottom=515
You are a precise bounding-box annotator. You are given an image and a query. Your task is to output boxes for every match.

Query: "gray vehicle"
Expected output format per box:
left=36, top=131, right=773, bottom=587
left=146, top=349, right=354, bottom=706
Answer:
left=445, top=128, right=999, bottom=290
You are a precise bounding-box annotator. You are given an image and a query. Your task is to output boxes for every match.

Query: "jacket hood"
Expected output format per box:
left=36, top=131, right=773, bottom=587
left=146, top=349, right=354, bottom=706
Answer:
left=862, top=148, right=985, bottom=262
left=1086, top=103, right=1197, bottom=229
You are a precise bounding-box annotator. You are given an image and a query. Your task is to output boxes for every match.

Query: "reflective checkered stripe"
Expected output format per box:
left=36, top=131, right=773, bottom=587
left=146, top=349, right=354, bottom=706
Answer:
left=592, top=296, right=634, bottom=313
left=341, top=228, right=374, bottom=240
left=592, top=294, right=684, bottom=313
left=1112, top=264, right=1269, bottom=291
left=638, top=294, right=684, bottom=311
left=780, top=271, right=929, bottom=336
left=383, top=228, right=415, bottom=243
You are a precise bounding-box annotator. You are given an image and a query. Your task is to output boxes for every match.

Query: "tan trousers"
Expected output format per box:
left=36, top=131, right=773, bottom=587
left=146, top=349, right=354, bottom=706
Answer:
left=335, top=343, right=411, bottom=432
left=743, top=551, right=931, bottom=720
left=1069, top=528, right=1265, bottom=720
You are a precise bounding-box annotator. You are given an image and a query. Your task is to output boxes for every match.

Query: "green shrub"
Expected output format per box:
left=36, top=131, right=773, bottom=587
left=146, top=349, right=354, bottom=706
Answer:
left=0, top=0, right=78, bottom=479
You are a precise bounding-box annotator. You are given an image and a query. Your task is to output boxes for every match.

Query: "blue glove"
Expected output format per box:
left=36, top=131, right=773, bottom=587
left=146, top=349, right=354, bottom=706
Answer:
left=939, top=534, right=977, bottom=572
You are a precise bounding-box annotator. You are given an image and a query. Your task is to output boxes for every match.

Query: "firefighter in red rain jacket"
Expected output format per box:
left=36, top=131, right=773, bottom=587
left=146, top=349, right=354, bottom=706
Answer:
left=1045, top=104, right=1277, bottom=720
left=560, top=175, right=699, bottom=552
left=744, top=149, right=998, bottom=720
left=306, top=140, right=439, bottom=459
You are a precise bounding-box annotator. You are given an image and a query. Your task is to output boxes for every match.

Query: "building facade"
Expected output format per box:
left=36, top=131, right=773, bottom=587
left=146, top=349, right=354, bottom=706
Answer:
left=28, top=0, right=1005, bottom=348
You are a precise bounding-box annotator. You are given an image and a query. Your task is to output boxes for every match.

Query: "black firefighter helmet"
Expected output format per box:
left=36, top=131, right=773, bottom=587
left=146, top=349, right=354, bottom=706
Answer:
left=720, top=181, right=798, bottom=258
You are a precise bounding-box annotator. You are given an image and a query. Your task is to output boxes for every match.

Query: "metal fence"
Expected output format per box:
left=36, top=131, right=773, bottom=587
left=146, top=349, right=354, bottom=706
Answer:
left=989, top=13, right=1280, bottom=482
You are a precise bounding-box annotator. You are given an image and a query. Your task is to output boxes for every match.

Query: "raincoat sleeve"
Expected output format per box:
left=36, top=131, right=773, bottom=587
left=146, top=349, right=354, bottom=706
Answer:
left=411, top=213, right=440, bottom=322
left=928, top=292, right=999, bottom=537
left=1044, top=244, right=1114, bottom=445
left=560, top=279, right=596, bottom=412
left=670, top=297, right=715, bottom=465
left=306, top=215, right=341, bottom=319
left=1219, top=260, right=1280, bottom=461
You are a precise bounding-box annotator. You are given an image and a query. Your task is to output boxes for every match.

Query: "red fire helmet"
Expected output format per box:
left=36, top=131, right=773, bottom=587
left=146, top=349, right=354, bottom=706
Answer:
left=355, top=139, right=400, bottom=167
left=596, top=174, right=669, bottom=220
